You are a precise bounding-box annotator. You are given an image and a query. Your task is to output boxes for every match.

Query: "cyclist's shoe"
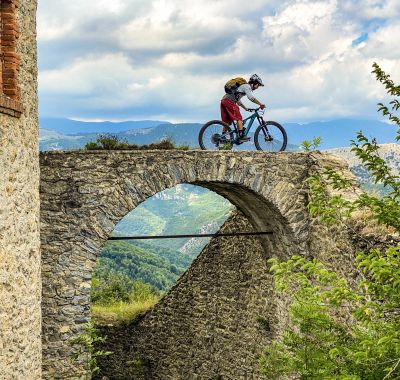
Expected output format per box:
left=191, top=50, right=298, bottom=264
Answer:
left=239, top=136, right=251, bottom=142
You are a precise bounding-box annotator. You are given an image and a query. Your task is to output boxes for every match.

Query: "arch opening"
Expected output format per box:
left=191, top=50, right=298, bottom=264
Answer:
left=196, top=180, right=298, bottom=259
left=91, top=183, right=235, bottom=326
left=93, top=182, right=301, bottom=379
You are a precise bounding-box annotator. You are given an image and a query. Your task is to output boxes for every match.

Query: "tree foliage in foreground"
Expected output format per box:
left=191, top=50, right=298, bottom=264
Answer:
left=70, top=321, right=112, bottom=379
left=260, top=63, right=400, bottom=379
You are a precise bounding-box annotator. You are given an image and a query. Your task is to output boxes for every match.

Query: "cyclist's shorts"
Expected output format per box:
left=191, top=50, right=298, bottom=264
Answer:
left=221, top=98, right=242, bottom=124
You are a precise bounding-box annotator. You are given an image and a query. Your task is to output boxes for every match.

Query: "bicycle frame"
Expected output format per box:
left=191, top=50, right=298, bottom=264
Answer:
left=232, top=110, right=264, bottom=137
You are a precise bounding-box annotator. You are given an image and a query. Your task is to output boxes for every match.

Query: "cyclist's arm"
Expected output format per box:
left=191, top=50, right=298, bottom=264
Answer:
left=250, top=98, right=265, bottom=109
left=237, top=100, right=249, bottom=111
left=243, top=84, right=265, bottom=109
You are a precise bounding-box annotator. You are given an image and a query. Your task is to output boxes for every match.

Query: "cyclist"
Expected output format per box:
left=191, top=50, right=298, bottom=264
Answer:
left=221, top=74, right=266, bottom=141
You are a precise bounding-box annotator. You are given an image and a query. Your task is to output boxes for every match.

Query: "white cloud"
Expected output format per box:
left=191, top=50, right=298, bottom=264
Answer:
left=39, top=52, right=222, bottom=114
left=361, top=22, right=400, bottom=60
left=341, top=0, right=400, bottom=20
left=37, top=0, right=400, bottom=122
left=40, top=54, right=137, bottom=96
left=117, top=0, right=256, bottom=52
left=261, top=0, right=354, bottom=64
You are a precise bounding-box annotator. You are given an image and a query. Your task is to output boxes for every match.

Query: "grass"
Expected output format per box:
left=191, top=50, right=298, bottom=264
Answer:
left=218, top=142, right=233, bottom=150
left=92, top=296, right=159, bottom=326
left=350, top=209, right=397, bottom=236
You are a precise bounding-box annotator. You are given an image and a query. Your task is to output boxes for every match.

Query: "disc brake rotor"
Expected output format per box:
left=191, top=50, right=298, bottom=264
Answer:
left=265, top=134, right=273, bottom=142
left=211, top=133, right=221, bottom=144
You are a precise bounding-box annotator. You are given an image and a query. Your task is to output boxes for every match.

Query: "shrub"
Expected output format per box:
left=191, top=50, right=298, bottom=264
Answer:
left=84, top=134, right=191, bottom=150
left=260, top=63, right=400, bottom=379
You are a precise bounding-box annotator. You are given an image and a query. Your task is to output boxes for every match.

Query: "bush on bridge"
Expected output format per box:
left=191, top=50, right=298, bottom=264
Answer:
left=85, top=134, right=189, bottom=150
left=260, top=63, right=400, bottom=379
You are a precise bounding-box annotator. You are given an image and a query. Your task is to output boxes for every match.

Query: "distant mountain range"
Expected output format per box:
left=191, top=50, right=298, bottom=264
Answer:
left=328, top=143, right=400, bottom=196
left=285, top=119, right=397, bottom=149
left=39, top=121, right=201, bottom=151
left=40, top=118, right=169, bottom=134
left=39, top=117, right=398, bottom=151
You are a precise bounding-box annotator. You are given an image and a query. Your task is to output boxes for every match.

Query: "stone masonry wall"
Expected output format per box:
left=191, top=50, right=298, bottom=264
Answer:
left=96, top=210, right=281, bottom=380
left=96, top=203, right=361, bottom=379
left=0, top=1, right=40, bottom=379
left=40, top=150, right=358, bottom=379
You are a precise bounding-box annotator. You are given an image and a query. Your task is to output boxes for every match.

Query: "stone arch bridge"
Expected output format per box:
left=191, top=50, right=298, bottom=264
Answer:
left=40, top=150, right=356, bottom=379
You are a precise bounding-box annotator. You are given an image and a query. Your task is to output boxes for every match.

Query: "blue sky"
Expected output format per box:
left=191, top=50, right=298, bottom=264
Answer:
left=37, top=0, right=400, bottom=123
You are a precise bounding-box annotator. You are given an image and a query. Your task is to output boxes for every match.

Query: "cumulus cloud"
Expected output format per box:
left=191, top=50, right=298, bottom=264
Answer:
left=38, top=0, right=400, bottom=122
left=340, top=0, right=400, bottom=20
left=262, top=1, right=348, bottom=62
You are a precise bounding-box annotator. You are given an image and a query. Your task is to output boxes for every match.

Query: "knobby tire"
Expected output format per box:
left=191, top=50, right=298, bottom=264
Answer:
left=198, top=120, right=233, bottom=151
left=254, top=121, right=287, bottom=152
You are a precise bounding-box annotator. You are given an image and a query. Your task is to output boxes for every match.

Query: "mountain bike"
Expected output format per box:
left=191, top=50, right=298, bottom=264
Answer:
left=198, top=108, right=287, bottom=151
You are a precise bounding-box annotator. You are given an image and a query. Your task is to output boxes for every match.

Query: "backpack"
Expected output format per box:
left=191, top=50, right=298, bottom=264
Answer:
left=224, top=77, right=247, bottom=95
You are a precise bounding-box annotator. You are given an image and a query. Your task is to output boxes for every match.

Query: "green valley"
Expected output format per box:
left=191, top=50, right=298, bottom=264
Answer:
left=94, top=184, right=234, bottom=297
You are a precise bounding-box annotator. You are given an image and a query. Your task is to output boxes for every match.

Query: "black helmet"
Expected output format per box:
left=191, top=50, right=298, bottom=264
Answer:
left=249, top=74, right=264, bottom=86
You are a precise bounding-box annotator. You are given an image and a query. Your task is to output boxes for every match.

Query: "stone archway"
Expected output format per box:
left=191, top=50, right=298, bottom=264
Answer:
left=40, top=150, right=355, bottom=379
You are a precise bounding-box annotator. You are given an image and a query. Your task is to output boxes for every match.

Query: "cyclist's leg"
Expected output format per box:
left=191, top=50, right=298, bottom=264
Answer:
left=237, top=119, right=250, bottom=141
left=221, top=99, right=239, bottom=133
left=221, top=100, right=231, bottom=133
left=230, top=103, right=244, bottom=135
left=237, top=119, right=244, bottom=135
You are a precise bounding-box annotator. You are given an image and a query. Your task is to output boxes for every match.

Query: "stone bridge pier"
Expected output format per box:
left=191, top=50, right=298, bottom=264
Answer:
left=40, top=150, right=356, bottom=379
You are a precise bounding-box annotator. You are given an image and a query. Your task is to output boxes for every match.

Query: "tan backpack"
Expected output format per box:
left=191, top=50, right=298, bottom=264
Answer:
left=224, top=77, right=247, bottom=95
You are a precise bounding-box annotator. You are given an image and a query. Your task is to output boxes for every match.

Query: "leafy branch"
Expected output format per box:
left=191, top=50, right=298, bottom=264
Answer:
left=70, top=321, right=113, bottom=379
left=260, top=63, right=400, bottom=380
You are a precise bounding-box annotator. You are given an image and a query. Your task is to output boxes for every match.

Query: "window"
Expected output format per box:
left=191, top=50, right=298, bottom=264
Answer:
left=0, top=0, right=22, bottom=117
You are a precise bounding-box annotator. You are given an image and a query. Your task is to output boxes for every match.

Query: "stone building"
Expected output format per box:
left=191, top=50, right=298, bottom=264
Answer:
left=0, top=0, right=40, bottom=379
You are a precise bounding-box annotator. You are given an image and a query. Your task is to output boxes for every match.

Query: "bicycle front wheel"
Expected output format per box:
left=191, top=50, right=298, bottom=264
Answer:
left=198, top=120, right=234, bottom=150
left=254, top=121, right=287, bottom=152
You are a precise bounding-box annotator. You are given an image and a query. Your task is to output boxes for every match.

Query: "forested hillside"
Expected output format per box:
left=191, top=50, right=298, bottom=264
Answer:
left=112, top=184, right=233, bottom=255
left=95, top=184, right=234, bottom=293
left=95, top=241, right=184, bottom=291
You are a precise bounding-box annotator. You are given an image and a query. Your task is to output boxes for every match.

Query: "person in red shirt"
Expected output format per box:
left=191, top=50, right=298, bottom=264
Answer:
left=221, top=74, right=265, bottom=141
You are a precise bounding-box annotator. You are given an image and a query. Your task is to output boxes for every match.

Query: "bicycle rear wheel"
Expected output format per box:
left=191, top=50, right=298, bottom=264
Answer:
left=254, top=121, right=287, bottom=152
left=198, top=120, right=234, bottom=150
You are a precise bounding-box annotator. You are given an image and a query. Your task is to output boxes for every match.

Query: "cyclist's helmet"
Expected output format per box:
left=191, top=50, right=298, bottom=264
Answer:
left=249, top=74, right=264, bottom=86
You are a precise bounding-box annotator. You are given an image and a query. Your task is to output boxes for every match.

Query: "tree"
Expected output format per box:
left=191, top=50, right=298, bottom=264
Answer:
left=260, top=63, right=400, bottom=379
